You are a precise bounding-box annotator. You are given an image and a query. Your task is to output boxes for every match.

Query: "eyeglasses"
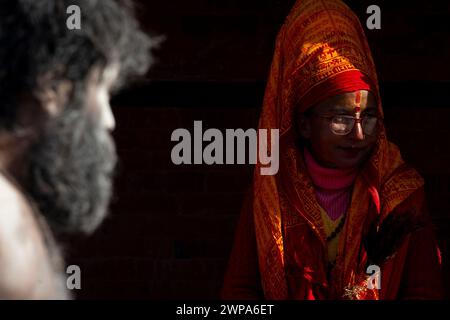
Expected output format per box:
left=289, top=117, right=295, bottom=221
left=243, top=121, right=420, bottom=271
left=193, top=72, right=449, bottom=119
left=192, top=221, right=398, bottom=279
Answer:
left=313, top=114, right=379, bottom=136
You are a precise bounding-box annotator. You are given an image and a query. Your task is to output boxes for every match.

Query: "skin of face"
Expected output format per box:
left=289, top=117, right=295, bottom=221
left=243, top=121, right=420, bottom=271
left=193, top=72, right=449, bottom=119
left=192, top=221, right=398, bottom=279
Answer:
left=297, top=90, right=380, bottom=169
left=85, top=64, right=119, bottom=132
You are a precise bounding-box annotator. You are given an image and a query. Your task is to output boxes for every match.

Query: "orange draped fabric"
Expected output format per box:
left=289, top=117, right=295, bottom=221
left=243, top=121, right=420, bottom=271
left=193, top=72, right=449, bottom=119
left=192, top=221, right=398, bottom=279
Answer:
left=222, top=0, right=444, bottom=300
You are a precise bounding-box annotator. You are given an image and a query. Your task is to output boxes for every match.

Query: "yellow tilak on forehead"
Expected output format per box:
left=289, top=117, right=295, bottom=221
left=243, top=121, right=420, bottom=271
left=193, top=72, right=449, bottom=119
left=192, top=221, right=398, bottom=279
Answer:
left=355, top=90, right=362, bottom=114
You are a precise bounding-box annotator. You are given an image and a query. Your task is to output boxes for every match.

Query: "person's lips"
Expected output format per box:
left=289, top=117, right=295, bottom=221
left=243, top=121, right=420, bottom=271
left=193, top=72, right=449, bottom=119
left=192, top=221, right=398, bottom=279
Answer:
left=338, top=146, right=366, bottom=158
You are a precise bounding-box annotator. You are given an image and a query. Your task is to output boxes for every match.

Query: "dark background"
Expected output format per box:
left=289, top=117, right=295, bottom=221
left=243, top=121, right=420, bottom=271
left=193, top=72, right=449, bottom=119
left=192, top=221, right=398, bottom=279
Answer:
left=66, top=0, right=450, bottom=299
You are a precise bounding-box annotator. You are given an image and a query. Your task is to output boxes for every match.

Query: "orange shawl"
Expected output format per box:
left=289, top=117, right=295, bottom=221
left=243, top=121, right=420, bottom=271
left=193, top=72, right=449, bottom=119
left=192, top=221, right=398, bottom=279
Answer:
left=252, top=0, right=429, bottom=299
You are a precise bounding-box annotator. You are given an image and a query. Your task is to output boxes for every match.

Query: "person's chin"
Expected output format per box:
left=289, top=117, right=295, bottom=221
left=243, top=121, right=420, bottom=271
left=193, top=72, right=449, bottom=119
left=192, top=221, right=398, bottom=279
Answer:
left=334, top=147, right=369, bottom=169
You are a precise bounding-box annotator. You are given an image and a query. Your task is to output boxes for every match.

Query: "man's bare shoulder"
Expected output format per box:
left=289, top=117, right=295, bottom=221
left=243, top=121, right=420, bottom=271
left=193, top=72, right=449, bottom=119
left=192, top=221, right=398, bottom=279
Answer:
left=0, top=173, right=34, bottom=237
left=0, top=173, right=65, bottom=299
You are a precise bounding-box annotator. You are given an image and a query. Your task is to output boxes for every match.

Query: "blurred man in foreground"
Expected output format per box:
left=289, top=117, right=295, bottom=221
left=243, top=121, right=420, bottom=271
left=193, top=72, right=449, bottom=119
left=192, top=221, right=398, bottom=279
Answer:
left=0, top=0, right=154, bottom=298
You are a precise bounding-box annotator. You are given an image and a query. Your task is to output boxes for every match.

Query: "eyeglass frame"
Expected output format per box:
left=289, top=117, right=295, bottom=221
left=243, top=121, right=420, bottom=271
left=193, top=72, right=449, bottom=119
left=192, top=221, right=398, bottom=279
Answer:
left=309, top=112, right=381, bottom=136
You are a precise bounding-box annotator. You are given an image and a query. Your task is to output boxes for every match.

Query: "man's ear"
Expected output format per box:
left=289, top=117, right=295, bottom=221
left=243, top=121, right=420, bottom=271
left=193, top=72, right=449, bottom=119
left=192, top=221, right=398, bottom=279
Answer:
left=297, top=113, right=311, bottom=139
left=33, top=73, right=72, bottom=117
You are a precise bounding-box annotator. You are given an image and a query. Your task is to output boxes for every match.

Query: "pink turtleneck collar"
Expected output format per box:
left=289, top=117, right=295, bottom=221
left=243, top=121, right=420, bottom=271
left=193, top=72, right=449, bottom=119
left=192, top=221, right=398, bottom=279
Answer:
left=303, top=148, right=357, bottom=221
left=303, top=148, right=357, bottom=190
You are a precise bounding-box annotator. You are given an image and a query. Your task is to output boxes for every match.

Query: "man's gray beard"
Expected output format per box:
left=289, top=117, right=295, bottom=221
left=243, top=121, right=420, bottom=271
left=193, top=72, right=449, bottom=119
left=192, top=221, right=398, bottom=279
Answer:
left=26, top=107, right=117, bottom=235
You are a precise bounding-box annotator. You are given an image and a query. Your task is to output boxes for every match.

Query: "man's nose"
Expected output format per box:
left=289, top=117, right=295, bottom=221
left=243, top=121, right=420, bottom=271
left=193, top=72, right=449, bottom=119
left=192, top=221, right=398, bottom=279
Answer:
left=104, top=104, right=116, bottom=131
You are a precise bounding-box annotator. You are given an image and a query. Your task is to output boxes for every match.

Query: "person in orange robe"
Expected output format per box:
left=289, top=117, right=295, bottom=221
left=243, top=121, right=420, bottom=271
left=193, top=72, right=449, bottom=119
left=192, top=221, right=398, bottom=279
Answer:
left=221, top=0, right=444, bottom=300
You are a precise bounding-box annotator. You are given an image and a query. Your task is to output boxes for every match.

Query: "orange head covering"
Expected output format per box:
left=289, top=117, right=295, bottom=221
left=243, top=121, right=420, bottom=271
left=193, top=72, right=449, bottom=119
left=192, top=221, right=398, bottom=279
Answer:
left=253, top=0, right=424, bottom=299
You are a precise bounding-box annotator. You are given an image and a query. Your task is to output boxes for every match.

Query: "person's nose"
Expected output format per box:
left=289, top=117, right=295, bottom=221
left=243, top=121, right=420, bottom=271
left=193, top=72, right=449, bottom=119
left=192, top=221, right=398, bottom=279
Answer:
left=350, top=119, right=364, bottom=141
left=103, top=104, right=116, bottom=131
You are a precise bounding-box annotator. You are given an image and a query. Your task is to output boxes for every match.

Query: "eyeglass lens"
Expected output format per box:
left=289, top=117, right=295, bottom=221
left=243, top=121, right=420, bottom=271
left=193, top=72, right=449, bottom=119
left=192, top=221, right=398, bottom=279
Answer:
left=330, top=116, right=377, bottom=135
